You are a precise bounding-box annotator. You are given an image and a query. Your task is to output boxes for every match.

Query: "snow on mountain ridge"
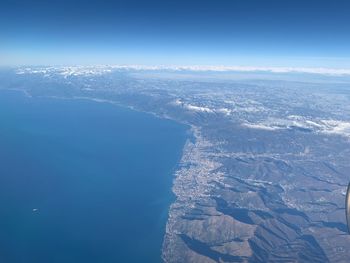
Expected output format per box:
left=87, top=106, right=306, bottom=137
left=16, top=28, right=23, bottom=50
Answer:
left=243, top=116, right=350, bottom=138
left=15, top=65, right=350, bottom=76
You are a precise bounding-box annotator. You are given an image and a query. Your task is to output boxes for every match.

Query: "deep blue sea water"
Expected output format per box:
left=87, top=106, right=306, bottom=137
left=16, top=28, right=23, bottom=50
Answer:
left=0, top=90, right=187, bottom=263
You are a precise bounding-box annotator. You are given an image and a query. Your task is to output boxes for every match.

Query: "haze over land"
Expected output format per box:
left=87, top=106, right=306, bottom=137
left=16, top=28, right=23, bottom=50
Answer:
left=1, top=66, right=350, bottom=262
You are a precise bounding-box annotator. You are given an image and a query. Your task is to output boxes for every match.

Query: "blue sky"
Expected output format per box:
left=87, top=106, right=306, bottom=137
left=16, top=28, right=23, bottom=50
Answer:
left=1, top=0, right=350, bottom=67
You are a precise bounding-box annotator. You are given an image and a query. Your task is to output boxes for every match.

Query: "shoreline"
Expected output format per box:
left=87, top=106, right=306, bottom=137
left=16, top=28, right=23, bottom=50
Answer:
left=1, top=87, right=193, bottom=262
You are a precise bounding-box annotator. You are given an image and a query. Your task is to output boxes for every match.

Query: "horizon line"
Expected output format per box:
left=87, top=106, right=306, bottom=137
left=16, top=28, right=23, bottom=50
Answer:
left=12, top=64, right=350, bottom=76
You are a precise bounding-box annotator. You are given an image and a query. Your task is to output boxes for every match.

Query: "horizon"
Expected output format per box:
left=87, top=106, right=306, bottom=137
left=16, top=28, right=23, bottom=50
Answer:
left=9, top=64, right=350, bottom=77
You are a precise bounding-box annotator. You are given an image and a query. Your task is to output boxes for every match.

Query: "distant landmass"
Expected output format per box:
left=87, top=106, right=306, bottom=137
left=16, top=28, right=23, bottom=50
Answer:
left=1, top=66, right=350, bottom=262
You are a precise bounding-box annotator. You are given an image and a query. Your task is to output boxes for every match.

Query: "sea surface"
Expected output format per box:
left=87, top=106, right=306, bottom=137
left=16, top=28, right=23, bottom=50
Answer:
left=0, top=90, right=187, bottom=263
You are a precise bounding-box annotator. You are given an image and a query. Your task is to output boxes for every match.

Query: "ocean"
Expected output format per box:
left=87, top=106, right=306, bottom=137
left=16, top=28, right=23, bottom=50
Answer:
left=0, top=90, right=187, bottom=263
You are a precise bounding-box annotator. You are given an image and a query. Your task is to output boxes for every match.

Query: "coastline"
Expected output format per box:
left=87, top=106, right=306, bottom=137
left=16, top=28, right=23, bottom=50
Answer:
left=161, top=127, right=224, bottom=263
left=1, top=88, right=192, bottom=262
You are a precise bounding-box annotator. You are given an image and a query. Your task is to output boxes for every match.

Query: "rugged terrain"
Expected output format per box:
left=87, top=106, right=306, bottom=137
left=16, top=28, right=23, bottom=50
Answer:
left=2, top=66, right=350, bottom=262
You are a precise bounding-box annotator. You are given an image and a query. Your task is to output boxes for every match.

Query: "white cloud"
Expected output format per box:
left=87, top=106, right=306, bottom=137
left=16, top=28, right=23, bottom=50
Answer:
left=242, top=123, right=281, bottom=131
left=16, top=65, right=350, bottom=76
left=113, top=65, right=350, bottom=76
left=242, top=116, right=350, bottom=138
left=320, top=120, right=350, bottom=137
left=185, top=104, right=214, bottom=113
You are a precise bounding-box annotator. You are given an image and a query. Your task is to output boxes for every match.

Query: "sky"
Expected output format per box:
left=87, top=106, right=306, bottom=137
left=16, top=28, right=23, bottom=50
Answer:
left=1, top=0, right=350, bottom=67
